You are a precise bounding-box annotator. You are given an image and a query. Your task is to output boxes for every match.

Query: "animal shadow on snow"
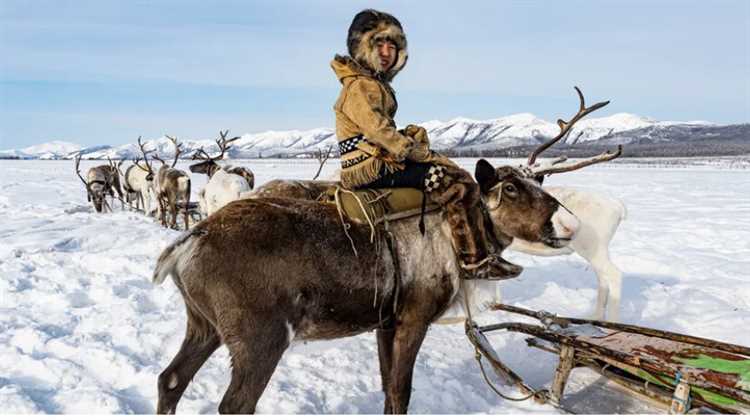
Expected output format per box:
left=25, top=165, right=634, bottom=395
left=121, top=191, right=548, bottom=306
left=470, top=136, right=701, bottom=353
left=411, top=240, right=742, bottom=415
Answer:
left=498, top=256, right=681, bottom=329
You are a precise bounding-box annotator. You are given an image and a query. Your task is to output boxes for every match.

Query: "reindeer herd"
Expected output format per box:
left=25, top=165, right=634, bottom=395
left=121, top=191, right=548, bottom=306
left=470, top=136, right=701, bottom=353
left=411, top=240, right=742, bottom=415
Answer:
left=73, top=88, right=628, bottom=414
left=74, top=130, right=256, bottom=230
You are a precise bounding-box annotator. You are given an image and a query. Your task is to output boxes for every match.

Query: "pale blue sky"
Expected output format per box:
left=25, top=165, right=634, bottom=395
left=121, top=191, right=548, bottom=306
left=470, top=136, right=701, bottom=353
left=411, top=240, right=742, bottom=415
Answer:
left=1, top=0, right=748, bottom=148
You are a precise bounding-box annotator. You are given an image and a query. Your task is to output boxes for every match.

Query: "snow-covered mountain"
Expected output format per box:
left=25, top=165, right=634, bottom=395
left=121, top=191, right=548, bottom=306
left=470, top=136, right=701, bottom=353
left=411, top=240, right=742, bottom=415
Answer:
left=2, top=114, right=745, bottom=160
left=0, top=141, right=83, bottom=160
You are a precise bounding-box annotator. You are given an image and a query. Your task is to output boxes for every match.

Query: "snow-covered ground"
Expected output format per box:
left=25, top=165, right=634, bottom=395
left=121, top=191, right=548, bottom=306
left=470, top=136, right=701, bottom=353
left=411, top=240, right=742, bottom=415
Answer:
left=1, top=158, right=748, bottom=414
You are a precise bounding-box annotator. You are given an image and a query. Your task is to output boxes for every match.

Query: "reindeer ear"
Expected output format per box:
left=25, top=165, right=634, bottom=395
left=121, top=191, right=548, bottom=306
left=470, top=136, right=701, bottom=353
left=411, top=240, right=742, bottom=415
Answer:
left=475, top=159, right=498, bottom=194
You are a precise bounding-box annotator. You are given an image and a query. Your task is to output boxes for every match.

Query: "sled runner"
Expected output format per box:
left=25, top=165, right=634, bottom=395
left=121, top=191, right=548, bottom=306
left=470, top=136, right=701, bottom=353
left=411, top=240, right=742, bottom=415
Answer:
left=466, top=303, right=750, bottom=414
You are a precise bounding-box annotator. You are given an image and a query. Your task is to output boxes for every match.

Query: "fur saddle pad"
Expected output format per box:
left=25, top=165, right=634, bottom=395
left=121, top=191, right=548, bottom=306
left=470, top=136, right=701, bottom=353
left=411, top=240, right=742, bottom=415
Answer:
left=322, top=186, right=440, bottom=226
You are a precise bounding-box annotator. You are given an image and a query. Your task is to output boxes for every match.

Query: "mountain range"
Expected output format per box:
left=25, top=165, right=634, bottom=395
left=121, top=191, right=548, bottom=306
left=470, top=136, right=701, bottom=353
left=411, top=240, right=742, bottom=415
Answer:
left=1, top=113, right=747, bottom=160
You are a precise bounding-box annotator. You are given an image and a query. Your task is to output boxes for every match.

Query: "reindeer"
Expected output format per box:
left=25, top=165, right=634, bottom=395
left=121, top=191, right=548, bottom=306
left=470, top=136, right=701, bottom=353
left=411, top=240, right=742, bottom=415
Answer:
left=503, top=87, right=626, bottom=321
left=249, top=88, right=627, bottom=321
left=74, top=153, right=123, bottom=213
left=121, top=137, right=166, bottom=214
left=151, top=156, right=580, bottom=414
left=189, top=130, right=255, bottom=216
left=149, top=136, right=192, bottom=229
left=120, top=156, right=152, bottom=212
left=133, top=136, right=191, bottom=228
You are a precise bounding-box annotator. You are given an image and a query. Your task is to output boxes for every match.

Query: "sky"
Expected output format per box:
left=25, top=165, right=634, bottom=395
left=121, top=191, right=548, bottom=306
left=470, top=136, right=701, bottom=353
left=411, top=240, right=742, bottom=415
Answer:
left=1, top=0, right=749, bottom=149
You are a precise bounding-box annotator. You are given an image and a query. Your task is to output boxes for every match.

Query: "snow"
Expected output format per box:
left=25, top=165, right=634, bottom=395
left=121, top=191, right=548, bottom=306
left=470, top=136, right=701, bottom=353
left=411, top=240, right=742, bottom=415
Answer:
left=565, top=113, right=657, bottom=144
left=1, top=158, right=749, bottom=414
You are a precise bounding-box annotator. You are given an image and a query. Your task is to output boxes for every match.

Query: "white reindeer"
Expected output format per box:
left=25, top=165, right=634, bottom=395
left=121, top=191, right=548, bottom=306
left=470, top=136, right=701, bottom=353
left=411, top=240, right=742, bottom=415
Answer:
left=508, top=186, right=626, bottom=320
left=451, top=87, right=627, bottom=321
left=120, top=143, right=154, bottom=213
left=189, top=130, right=254, bottom=216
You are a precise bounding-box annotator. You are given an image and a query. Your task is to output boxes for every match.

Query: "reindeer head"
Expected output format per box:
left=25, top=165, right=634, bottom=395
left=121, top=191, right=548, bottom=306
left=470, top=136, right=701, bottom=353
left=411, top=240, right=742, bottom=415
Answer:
left=476, top=160, right=579, bottom=248
left=88, top=178, right=108, bottom=212
left=189, top=130, right=241, bottom=178
left=476, top=87, right=623, bottom=248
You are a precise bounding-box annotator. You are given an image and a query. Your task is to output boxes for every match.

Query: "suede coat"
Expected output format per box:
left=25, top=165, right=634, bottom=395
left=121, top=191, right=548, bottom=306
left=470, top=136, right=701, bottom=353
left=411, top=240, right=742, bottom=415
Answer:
left=332, top=11, right=457, bottom=189
left=332, top=56, right=414, bottom=188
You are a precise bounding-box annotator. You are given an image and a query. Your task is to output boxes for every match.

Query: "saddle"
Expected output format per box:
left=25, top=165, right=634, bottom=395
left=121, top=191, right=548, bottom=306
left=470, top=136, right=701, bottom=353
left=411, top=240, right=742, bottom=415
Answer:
left=321, top=186, right=441, bottom=228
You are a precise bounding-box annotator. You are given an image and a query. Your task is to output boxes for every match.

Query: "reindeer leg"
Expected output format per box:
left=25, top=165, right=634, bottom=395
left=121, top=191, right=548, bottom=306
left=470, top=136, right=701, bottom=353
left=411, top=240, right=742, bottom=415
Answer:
left=110, top=188, right=117, bottom=211
left=159, top=196, right=168, bottom=227
left=376, top=327, right=395, bottom=414
left=217, top=316, right=289, bottom=414
left=170, top=197, right=178, bottom=229
left=582, top=249, right=623, bottom=321
left=157, top=309, right=221, bottom=414
left=184, top=200, right=189, bottom=230
left=386, top=322, right=429, bottom=414
left=592, top=251, right=623, bottom=322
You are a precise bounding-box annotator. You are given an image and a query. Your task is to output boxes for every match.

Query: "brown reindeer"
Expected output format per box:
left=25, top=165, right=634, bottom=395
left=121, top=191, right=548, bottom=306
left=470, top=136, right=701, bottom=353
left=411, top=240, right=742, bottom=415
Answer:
left=74, top=153, right=123, bottom=212
left=151, top=157, right=582, bottom=414
left=248, top=88, right=625, bottom=325
left=136, top=136, right=192, bottom=229
left=147, top=136, right=192, bottom=229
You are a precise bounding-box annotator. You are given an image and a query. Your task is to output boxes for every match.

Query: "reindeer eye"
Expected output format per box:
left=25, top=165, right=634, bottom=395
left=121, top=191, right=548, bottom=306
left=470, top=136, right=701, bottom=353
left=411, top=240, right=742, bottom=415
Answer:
left=503, top=184, right=518, bottom=197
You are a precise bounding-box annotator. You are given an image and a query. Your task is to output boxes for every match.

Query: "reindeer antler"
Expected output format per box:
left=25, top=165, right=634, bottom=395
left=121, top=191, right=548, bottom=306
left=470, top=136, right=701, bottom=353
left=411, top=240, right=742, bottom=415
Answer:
left=136, top=136, right=155, bottom=174
left=190, top=130, right=241, bottom=163
left=152, top=154, right=166, bottom=166
left=74, top=153, right=87, bottom=185
left=165, top=135, right=184, bottom=168
left=531, top=145, right=623, bottom=177
left=215, top=130, right=241, bottom=160
left=191, top=147, right=212, bottom=161
left=528, top=86, right=610, bottom=165
left=107, top=156, right=125, bottom=177
left=74, top=153, right=93, bottom=199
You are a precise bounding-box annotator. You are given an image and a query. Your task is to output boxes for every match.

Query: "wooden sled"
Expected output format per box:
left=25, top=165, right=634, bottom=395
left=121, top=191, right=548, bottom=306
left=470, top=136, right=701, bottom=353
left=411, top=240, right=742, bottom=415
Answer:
left=465, top=304, right=750, bottom=414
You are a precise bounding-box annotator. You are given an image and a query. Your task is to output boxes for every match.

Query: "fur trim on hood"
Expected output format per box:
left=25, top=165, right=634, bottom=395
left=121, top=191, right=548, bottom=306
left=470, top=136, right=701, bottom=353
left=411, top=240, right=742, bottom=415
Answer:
left=347, top=9, right=408, bottom=82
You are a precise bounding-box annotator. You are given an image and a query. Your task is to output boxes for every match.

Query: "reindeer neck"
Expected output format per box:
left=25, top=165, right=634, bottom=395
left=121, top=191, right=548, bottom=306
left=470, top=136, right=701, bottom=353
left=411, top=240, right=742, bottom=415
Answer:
left=207, top=162, right=222, bottom=179
left=385, top=210, right=460, bottom=283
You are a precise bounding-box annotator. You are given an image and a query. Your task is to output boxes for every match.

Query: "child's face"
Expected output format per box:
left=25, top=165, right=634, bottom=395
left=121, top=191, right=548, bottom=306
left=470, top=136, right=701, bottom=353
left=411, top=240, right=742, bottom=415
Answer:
left=376, top=39, right=397, bottom=71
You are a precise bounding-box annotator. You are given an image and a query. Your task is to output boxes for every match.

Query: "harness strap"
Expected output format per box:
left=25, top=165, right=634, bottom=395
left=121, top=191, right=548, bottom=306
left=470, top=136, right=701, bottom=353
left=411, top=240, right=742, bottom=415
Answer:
left=480, top=200, right=504, bottom=253
left=384, top=227, right=401, bottom=316
left=418, top=192, right=427, bottom=236
left=333, top=187, right=359, bottom=257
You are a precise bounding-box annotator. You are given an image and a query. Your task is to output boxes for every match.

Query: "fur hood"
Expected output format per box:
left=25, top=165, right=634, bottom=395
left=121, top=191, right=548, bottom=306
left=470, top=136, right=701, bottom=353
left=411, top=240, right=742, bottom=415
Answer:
left=346, top=9, right=408, bottom=82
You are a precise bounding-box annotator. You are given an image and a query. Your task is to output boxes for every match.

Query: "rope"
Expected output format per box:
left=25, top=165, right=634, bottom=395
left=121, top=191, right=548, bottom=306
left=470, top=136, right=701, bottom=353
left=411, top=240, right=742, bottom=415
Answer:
left=462, top=285, right=556, bottom=407
left=333, top=187, right=359, bottom=257
left=346, top=188, right=378, bottom=243
left=334, top=186, right=379, bottom=244
left=384, top=228, right=401, bottom=315
left=474, top=348, right=547, bottom=402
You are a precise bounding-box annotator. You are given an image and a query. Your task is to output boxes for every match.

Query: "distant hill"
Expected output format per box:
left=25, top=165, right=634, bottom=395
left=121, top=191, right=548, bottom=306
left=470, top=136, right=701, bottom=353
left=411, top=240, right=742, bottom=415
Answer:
left=2, top=114, right=747, bottom=160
